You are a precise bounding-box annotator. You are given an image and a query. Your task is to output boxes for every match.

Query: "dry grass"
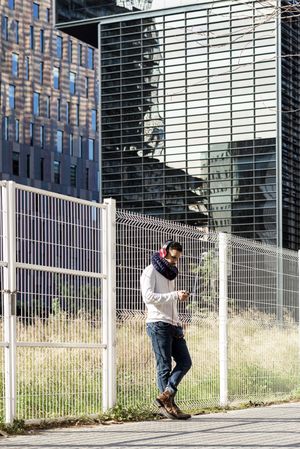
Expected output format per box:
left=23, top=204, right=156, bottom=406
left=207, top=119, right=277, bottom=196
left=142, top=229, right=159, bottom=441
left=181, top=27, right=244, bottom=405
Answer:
left=0, top=311, right=298, bottom=420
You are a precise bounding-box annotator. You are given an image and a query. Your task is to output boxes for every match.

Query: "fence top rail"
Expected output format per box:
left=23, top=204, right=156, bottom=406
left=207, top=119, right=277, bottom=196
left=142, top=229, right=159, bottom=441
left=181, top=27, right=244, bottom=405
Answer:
left=116, top=209, right=298, bottom=260
left=12, top=182, right=107, bottom=210
left=228, top=234, right=298, bottom=260
left=116, top=208, right=218, bottom=242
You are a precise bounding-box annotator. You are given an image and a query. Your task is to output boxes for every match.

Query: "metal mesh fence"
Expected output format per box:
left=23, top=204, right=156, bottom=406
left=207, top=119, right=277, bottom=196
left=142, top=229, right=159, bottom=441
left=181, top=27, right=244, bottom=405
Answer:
left=16, top=346, right=102, bottom=420
left=0, top=183, right=298, bottom=421
left=116, top=210, right=221, bottom=409
left=14, top=185, right=105, bottom=420
left=228, top=236, right=299, bottom=403
left=16, top=187, right=103, bottom=272
left=116, top=210, right=300, bottom=410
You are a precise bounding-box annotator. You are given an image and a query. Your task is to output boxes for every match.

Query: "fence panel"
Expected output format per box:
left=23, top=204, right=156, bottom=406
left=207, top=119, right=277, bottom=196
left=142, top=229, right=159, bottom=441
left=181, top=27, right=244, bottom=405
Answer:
left=116, top=210, right=300, bottom=411
left=13, top=185, right=106, bottom=421
left=228, top=237, right=300, bottom=404
left=0, top=181, right=298, bottom=420
left=116, top=210, right=221, bottom=410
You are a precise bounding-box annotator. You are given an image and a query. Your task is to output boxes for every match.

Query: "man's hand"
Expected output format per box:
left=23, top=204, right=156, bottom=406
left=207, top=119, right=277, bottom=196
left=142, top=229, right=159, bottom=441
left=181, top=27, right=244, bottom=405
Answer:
left=178, top=290, right=190, bottom=302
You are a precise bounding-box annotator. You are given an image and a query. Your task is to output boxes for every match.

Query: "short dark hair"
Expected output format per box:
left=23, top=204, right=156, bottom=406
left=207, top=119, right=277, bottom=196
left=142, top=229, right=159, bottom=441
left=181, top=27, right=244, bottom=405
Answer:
left=168, top=241, right=183, bottom=252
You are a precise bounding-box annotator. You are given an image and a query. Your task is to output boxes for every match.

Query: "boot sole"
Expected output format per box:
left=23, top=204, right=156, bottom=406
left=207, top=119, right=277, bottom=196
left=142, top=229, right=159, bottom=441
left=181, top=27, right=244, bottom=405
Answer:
left=174, top=414, right=192, bottom=420
left=155, top=399, right=177, bottom=420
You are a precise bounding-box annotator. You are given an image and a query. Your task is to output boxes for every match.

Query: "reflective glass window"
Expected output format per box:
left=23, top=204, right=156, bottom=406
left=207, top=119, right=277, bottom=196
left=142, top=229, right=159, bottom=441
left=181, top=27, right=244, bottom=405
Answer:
left=57, top=35, right=63, bottom=59
left=70, top=72, right=76, bottom=95
left=12, top=53, right=18, bottom=77
left=53, top=67, right=60, bottom=89
left=33, top=91, right=40, bottom=115
left=9, top=84, right=15, bottom=109
left=57, top=130, right=63, bottom=153
left=33, top=3, right=39, bottom=19
left=2, top=16, right=8, bottom=41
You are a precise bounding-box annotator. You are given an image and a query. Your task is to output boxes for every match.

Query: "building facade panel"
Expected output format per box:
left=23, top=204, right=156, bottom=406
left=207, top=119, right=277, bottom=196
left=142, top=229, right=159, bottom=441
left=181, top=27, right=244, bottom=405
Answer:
left=100, top=0, right=279, bottom=245
left=281, top=1, right=300, bottom=249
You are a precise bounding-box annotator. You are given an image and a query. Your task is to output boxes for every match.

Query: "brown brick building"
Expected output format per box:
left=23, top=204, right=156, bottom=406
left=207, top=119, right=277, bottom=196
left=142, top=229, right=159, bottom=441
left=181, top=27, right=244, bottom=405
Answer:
left=0, top=0, right=99, bottom=201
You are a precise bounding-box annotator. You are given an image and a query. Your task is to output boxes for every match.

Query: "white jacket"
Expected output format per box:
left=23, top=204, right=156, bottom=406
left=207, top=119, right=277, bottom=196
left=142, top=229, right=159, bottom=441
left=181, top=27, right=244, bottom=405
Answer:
left=140, top=264, right=179, bottom=325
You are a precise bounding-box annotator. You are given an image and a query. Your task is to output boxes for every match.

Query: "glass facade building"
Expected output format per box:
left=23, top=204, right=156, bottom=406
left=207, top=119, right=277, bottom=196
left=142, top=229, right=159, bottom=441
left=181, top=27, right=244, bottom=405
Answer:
left=58, top=0, right=300, bottom=249
left=281, top=1, right=300, bottom=250
left=99, top=1, right=281, bottom=244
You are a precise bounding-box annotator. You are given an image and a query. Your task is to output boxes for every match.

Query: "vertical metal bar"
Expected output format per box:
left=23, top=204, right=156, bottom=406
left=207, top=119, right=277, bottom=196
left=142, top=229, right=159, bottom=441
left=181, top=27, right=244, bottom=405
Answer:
left=102, top=198, right=117, bottom=411
left=219, top=232, right=228, bottom=407
left=101, top=201, right=108, bottom=411
left=105, top=198, right=116, bottom=408
left=2, top=184, right=10, bottom=423
left=8, top=182, right=16, bottom=423
left=52, top=0, right=56, bottom=27
left=2, top=181, right=16, bottom=424
left=275, top=0, right=282, bottom=248
left=276, top=0, right=283, bottom=320
left=98, top=22, right=102, bottom=203
left=277, top=248, right=283, bottom=323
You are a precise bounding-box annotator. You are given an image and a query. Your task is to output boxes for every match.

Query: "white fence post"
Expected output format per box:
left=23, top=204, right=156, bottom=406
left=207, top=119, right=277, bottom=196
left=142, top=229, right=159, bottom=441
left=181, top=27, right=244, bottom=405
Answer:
left=102, top=198, right=116, bottom=411
left=277, top=248, right=283, bottom=324
left=219, top=232, right=228, bottom=407
left=2, top=181, right=17, bottom=424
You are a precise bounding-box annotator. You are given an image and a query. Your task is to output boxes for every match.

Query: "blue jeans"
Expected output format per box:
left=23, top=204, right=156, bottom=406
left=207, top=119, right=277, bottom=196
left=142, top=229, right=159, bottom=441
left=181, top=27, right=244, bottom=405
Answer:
left=146, top=321, right=192, bottom=394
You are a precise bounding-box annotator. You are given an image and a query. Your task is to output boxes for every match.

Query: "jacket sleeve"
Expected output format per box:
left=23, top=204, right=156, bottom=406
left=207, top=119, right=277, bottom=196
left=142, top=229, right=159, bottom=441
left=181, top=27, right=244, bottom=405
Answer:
left=141, top=268, right=178, bottom=304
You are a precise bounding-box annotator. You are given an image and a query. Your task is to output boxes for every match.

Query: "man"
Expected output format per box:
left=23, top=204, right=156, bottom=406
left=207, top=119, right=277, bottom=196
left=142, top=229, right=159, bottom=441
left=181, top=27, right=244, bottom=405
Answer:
left=140, top=240, right=192, bottom=420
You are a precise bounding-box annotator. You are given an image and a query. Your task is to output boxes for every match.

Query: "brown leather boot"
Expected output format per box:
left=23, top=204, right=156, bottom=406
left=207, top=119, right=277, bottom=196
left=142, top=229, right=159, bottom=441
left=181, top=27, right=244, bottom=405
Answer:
left=155, top=390, right=176, bottom=419
left=171, top=397, right=192, bottom=420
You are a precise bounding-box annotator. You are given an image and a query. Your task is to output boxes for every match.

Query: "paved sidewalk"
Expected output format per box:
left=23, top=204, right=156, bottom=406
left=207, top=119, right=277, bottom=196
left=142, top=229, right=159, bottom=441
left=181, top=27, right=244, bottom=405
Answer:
left=0, top=402, right=300, bottom=449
